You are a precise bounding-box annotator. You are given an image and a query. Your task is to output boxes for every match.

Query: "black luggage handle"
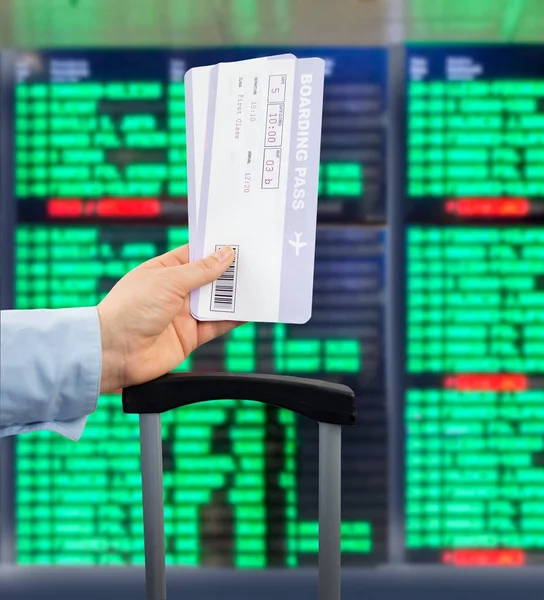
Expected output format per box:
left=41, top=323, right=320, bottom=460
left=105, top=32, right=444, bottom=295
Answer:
left=122, top=372, right=356, bottom=426
left=122, top=373, right=356, bottom=600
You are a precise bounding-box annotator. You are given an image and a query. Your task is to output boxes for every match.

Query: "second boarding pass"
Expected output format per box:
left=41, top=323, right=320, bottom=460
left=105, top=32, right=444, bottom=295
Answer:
left=186, top=56, right=325, bottom=323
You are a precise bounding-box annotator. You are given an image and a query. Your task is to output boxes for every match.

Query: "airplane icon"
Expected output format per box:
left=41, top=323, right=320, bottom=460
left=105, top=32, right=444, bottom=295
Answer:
left=289, top=232, right=307, bottom=256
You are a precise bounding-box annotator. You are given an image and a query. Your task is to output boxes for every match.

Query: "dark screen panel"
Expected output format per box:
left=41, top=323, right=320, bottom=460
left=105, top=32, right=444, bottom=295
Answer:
left=10, top=47, right=390, bottom=567
left=404, top=44, right=544, bottom=567
left=14, top=48, right=387, bottom=225
left=406, top=44, right=544, bottom=224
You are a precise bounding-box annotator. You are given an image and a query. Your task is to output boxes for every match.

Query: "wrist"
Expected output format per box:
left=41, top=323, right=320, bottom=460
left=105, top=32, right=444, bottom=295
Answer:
left=96, top=305, right=125, bottom=394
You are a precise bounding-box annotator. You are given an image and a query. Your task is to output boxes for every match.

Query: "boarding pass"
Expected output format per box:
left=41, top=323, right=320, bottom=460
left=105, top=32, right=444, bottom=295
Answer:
left=185, top=55, right=294, bottom=263
left=185, top=56, right=325, bottom=323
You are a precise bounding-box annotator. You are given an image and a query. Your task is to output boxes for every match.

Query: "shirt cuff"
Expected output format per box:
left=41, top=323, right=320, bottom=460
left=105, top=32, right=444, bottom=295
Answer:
left=0, top=306, right=102, bottom=440
left=0, top=416, right=88, bottom=442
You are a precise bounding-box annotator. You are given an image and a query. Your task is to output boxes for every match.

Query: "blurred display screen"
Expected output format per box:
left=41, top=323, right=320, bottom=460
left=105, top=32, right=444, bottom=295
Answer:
left=14, top=42, right=544, bottom=570
left=405, top=44, right=544, bottom=567
left=13, top=224, right=387, bottom=566
left=7, top=46, right=389, bottom=567
left=4, top=46, right=390, bottom=567
left=14, top=47, right=388, bottom=225
left=406, top=45, right=544, bottom=224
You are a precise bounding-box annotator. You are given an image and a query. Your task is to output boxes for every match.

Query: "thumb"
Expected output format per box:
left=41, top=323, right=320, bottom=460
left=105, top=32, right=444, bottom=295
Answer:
left=170, top=246, right=235, bottom=295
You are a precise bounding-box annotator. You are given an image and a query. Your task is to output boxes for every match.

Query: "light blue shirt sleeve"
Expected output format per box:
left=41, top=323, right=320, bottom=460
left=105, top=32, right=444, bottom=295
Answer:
left=0, top=307, right=102, bottom=441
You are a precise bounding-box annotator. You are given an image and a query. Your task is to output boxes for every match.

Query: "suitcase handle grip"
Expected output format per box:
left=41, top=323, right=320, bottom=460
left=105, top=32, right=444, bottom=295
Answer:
left=122, top=372, right=356, bottom=426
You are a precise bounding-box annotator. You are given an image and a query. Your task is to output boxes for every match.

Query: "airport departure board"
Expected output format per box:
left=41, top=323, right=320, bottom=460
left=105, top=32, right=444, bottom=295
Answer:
left=405, top=44, right=544, bottom=566
left=7, top=46, right=390, bottom=567
left=10, top=42, right=544, bottom=571
left=406, top=44, right=544, bottom=223
left=14, top=47, right=387, bottom=225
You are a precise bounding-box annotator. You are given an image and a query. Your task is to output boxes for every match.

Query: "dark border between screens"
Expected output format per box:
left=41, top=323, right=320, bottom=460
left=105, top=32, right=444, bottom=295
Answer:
left=0, top=49, right=17, bottom=565
left=386, top=43, right=406, bottom=564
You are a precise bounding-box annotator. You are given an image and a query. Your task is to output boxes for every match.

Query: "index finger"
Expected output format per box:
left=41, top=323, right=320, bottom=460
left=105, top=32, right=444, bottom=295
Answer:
left=138, top=244, right=190, bottom=270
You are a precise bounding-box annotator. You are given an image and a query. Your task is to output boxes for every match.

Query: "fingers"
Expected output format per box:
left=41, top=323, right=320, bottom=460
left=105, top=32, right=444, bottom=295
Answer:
left=197, top=320, right=244, bottom=347
left=139, top=244, right=190, bottom=270
left=169, top=246, right=235, bottom=296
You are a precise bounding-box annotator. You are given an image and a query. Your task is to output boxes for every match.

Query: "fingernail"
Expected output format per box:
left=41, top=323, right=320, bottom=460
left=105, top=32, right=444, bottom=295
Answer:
left=213, top=246, right=233, bottom=262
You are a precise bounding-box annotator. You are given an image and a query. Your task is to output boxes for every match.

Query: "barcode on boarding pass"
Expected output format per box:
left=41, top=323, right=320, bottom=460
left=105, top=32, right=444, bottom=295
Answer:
left=210, top=245, right=239, bottom=312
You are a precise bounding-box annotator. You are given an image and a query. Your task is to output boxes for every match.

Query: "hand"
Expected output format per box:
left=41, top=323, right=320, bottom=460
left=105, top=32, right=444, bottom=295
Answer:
left=96, top=244, right=242, bottom=393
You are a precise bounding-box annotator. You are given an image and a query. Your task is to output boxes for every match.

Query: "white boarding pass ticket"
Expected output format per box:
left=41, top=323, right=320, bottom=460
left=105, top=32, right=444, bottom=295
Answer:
left=185, top=55, right=295, bottom=322
left=185, top=55, right=294, bottom=264
left=186, top=56, right=325, bottom=323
